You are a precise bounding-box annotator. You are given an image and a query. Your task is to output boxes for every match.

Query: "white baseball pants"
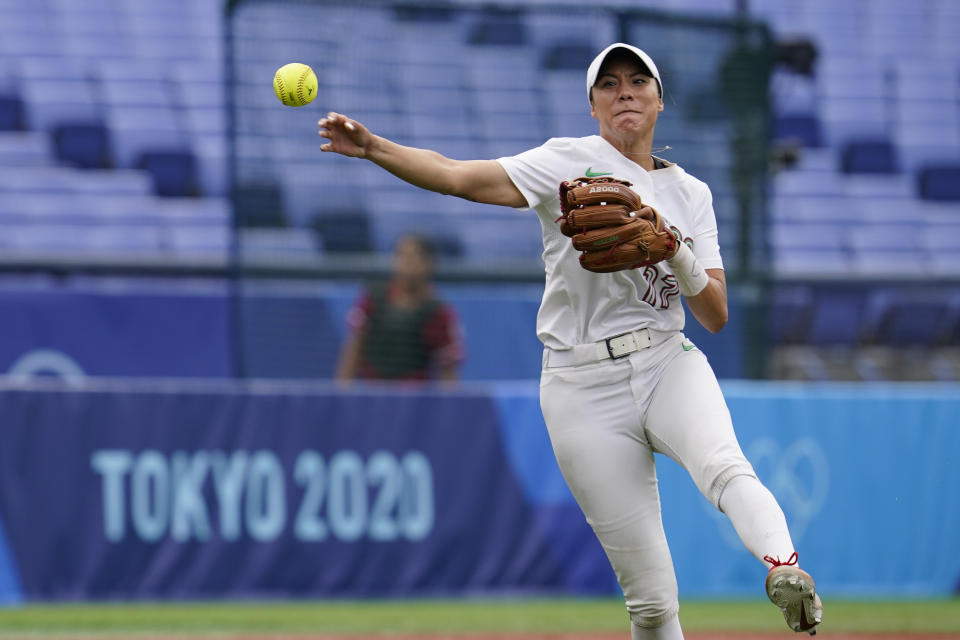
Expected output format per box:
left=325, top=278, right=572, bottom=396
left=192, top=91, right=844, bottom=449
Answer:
left=540, top=331, right=757, bottom=629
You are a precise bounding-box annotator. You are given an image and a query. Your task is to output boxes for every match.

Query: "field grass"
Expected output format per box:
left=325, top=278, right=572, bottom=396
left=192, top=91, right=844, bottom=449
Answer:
left=0, top=598, right=958, bottom=637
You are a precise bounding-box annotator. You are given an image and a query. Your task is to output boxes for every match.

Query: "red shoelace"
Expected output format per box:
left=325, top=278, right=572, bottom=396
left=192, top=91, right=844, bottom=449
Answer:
left=763, top=551, right=799, bottom=568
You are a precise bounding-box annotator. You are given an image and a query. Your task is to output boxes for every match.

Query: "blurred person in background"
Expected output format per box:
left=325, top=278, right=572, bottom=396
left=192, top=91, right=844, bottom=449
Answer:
left=336, top=234, right=464, bottom=382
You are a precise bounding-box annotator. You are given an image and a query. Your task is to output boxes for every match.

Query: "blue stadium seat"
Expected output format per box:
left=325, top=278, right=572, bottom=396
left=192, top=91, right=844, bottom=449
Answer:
left=769, top=286, right=815, bottom=345
left=466, top=9, right=527, bottom=46
left=0, top=94, right=23, bottom=130
left=917, top=165, right=960, bottom=201
left=541, top=42, right=595, bottom=71
left=310, top=211, right=372, bottom=254
left=840, top=140, right=898, bottom=174
left=865, top=288, right=953, bottom=347
left=136, top=150, right=199, bottom=197
left=774, top=114, right=822, bottom=147
left=52, top=122, right=112, bottom=169
left=806, top=289, right=869, bottom=346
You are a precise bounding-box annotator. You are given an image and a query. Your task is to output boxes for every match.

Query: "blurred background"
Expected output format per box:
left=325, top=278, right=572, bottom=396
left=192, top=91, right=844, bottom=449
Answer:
left=0, top=0, right=958, bottom=619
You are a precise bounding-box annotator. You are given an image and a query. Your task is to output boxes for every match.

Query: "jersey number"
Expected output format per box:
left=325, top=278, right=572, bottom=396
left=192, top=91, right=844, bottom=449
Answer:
left=639, top=266, right=680, bottom=310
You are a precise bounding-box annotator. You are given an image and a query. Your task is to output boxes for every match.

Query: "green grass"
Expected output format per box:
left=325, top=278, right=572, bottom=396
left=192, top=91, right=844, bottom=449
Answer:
left=0, top=598, right=957, bottom=637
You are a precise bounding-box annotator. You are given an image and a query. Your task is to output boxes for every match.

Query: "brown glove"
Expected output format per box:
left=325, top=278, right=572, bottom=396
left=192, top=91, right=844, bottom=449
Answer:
left=558, top=177, right=679, bottom=273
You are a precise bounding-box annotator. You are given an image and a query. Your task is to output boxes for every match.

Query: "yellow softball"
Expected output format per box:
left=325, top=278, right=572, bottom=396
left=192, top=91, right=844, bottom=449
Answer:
left=273, top=62, right=317, bottom=107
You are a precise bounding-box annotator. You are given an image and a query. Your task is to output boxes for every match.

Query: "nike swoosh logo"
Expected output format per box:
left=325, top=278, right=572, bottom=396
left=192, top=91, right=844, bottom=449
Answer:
left=682, top=342, right=696, bottom=352
left=584, top=167, right=612, bottom=177
left=798, top=601, right=817, bottom=632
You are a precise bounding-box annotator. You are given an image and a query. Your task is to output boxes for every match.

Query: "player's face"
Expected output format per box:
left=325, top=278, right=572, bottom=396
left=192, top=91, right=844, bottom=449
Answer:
left=393, top=237, right=432, bottom=284
left=589, top=57, right=663, bottom=135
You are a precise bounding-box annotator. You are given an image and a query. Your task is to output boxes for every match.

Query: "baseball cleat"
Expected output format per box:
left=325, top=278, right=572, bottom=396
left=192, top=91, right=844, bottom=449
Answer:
left=764, top=552, right=823, bottom=635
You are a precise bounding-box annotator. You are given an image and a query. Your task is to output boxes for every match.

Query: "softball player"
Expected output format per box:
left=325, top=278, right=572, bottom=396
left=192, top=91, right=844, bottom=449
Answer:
left=319, top=42, right=823, bottom=639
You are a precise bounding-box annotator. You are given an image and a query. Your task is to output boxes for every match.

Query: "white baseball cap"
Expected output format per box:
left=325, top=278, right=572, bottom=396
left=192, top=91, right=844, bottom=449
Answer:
left=586, top=43, right=662, bottom=100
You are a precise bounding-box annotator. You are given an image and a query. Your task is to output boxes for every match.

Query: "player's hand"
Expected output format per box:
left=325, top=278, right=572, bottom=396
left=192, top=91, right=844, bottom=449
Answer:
left=318, top=112, right=372, bottom=158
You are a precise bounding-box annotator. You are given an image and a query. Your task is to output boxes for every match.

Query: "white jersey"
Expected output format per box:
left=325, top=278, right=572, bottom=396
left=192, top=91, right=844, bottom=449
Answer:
left=497, top=135, right=724, bottom=350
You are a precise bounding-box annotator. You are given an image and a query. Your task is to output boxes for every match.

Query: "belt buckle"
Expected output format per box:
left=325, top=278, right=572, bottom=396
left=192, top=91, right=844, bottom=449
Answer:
left=605, top=331, right=636, bottom=360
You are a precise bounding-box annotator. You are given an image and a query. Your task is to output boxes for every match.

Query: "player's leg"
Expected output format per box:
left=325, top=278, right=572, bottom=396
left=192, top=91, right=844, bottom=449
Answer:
left=718, top=474, right=793, bottom=566
left=642, top=341, right=822, bottom=634
left=540, top=359, right=683, bottom=639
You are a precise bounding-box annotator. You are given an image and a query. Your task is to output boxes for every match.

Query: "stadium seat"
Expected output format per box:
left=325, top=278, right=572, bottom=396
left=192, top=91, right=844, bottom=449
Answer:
left=868, top=290, right=952, bottom=347
left=774, top=114, right=822, bottom=147
left=768, top=286, right=815, bottom=345
left=466, top=9, right=527, bottom=46
left=541, top=42, right=595, bottom=71
left=806, top=288, right=869, bottom=346
left=840, top=140, right=898, bottom=174
left=51, top=122, right=112, bottom=169
left=309, top=210, right=372, bottom=254
left=0, top=94, right=23, bottom=130
left=391, top=4, right=457, bottom=23
left=234, top=181, right=288, bottom=228
left=136, top=150, right=199, bottom=197
left=917, top=165, right=960, bottom=201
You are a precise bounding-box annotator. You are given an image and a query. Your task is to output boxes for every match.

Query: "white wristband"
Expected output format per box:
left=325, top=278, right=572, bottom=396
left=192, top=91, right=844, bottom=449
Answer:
left=666, top=242, right=710, bottom=297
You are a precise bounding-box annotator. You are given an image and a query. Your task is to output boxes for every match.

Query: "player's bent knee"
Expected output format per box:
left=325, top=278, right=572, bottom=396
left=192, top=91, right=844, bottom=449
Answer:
left=627, top=603, right=680, bottom=629
left=706, top=465, right=757, bottom=509
left=625, top=585, right=679, bottom=629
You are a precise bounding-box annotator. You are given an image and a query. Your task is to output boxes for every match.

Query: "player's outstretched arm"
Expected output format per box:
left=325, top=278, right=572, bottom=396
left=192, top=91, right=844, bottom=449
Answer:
left=319, top=112, right=526, bottom=208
